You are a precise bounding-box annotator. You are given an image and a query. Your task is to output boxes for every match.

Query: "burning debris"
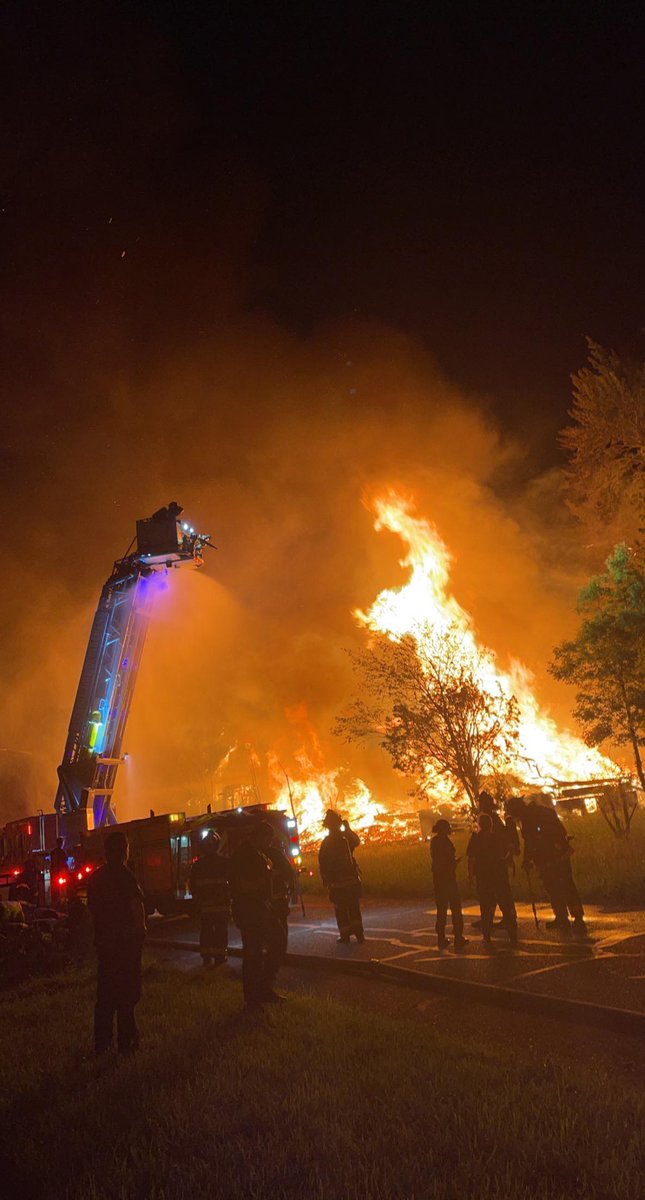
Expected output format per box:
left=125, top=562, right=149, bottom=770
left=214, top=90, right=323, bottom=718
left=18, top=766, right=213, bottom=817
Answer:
left=264, top=493, right=623, bottom=845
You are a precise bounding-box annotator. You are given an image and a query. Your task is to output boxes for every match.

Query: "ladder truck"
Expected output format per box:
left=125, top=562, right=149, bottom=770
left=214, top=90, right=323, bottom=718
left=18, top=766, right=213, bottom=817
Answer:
left=1, top=502, right=303, bottom=911
left=54, top=501, right=212, bottom=847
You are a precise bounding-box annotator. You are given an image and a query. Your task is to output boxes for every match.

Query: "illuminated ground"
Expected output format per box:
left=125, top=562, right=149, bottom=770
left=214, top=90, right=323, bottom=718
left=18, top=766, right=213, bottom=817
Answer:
left=150, top=900, right=645, bottom=1014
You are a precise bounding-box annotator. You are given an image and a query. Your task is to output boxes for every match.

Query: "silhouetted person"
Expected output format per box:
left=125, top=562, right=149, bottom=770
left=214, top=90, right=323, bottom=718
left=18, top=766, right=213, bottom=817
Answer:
left=264, top=829, right=296, bottom=966
left=190, top=830, right=230, bottom=966
left=87, top=830, right=146, bottom=1054
left=507, top=796, right=586, bottom=934
left=472, top=792, right=520, bottom=930
left=430, top=819, right=468, bottom=951
left=51, top=837, right=67, bottom=873
left=318, top=810, right=364, bottom=944
left=21, top=855, right=41, bottom=905
left=467, top=813, right=518, bottom=946
left=228, top=822, right=290, bottom=1006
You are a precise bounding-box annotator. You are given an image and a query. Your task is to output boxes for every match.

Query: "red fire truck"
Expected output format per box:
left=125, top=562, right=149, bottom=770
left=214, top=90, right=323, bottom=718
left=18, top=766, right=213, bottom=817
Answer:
left=77, top=803, right=301, bottom=914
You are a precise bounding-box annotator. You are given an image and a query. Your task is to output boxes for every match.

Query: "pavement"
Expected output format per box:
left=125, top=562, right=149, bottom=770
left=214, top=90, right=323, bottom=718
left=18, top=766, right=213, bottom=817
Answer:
left=149, top=898, right=645, bottom=1015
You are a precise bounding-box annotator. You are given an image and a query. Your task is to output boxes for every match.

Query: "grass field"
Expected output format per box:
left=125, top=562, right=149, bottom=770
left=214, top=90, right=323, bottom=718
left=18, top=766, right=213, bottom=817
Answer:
left=299, top=810, right=645, bottom=908
left=1, top=961, right=644, bottom=1199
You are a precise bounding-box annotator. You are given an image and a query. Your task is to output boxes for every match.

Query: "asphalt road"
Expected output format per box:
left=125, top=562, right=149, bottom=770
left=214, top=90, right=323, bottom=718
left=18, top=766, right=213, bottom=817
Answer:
left=149, top=898, right=645, bottom=1014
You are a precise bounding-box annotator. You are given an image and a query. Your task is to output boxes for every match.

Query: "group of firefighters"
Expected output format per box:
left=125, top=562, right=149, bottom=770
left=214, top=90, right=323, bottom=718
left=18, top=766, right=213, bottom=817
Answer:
left=81, top=791, right=584, bottom=1055
left=430, top=791, right=587, bottom=951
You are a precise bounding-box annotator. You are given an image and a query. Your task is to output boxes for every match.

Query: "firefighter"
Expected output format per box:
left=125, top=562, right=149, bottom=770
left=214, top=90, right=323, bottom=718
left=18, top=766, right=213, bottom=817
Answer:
left=467, top=812, right=518, bottom=946
left=471, top=791, right=520, bottom=930
left=51, top=836, right=67, bottom=873
left=507, top=796, right=586, bottom=935
left=228, top=822, right=290, bottom=1006
left=264, top=828, right=296, bottom=960
left=190, top=830, right=230, bottom=967
left=87, top=830, right=146, bottom=1055
left=430, top=819, right=468, bottom=951
left=318, top=810, right=364, bottom=944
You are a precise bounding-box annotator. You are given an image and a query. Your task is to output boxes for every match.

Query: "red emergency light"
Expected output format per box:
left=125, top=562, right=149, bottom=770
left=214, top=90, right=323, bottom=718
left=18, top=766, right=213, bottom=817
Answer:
left=57, top=875, right=67, bottom=886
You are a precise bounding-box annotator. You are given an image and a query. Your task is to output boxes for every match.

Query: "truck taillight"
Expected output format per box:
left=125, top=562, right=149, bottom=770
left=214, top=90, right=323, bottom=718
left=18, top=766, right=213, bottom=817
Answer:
left=84, top=866, right=92, bottom=874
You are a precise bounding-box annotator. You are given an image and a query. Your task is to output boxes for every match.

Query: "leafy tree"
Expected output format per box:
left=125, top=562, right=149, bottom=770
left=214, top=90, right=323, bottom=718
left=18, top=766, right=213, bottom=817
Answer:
left=335, top=626, right=519, bottom=812
left=550, top=544, right=645, bottom=793
left=561, top=342, right=645, bottom=561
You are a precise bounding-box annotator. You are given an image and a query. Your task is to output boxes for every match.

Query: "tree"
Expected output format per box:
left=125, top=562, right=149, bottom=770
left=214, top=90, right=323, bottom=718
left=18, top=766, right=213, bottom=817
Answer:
left=335, top=626, right=520, bottom=812
left=561, top=342, right=645, bottom=561
left=550, top=544, right=645, bottom=794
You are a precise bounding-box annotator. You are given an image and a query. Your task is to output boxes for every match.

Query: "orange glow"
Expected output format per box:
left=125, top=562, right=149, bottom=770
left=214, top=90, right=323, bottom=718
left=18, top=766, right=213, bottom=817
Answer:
left=262, top=491, right=620, bottom=844
left=356, top=492, right=619, bottom=801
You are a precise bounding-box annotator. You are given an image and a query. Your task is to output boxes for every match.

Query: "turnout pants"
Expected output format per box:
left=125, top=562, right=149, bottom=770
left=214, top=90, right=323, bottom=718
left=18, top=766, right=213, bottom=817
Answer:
left=235, top=901, right=288, bottom=1002
left=539, top=858, right=584, bottom=922
left=199, top=907, right=229, bottom=964
left=434, top=880, right=464, bottom=943
left=329, top=882, right=363, bottom=940
left=476, top=865, right=517, bottom=940
left=95, top=944, right=142, bottom=1054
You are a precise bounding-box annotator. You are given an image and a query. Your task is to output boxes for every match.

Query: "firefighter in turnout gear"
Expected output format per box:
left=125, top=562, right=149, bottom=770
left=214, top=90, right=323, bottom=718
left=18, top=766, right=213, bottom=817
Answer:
left=471, top=790, right=520, bottom=931
left=467, top=812, right=518, bottom=946
left=228, top=822, right=292, bottom=1006
left=506, top=796, right=586, bottom=935
left=190, top=830, right=230, bottom=966
left=430, top=819, right=468, bottom=951
left=265, top=829, right=296, bottom=957
left=318, top=809, right=364, bottom=943
left=87, top=830, right=146, bottom=1055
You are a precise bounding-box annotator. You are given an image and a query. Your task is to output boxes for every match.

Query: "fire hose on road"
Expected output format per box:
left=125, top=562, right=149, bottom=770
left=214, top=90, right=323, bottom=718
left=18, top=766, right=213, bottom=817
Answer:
left=146, top=934, right=645, bottom=1040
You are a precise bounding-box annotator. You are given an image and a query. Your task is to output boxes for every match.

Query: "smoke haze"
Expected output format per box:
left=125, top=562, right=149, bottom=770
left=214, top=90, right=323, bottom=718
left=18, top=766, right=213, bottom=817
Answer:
left=1, top=310, right=611, bottom=823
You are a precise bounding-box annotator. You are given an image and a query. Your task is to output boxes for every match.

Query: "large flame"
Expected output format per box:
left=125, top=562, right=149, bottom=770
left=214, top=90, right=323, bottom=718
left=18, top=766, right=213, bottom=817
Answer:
left=356, top=492, right=619, bottom=793
left=256, top=492, right=619, bottom=846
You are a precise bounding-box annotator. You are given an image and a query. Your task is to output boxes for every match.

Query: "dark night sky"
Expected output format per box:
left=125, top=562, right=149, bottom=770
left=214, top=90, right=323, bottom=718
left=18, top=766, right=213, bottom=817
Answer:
left=4, top=2, right=645, bottom=449
left=1, top=2, right=643, bottom=811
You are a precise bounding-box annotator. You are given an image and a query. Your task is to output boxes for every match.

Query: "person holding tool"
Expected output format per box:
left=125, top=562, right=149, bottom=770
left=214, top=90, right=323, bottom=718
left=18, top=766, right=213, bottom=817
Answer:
left=506, top=796, right=587, bottom=935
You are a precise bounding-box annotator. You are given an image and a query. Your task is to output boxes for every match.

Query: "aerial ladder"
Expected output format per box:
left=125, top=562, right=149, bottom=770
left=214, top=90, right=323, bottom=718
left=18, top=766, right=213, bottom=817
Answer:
left=54, top=503, right=212, bottom=846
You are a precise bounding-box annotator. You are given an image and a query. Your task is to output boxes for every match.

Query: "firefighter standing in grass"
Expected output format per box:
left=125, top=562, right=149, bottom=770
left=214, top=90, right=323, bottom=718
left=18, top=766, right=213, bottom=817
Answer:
left=318, top=809, right=365, bottom=944
left=190, top=830, right=230, bottom=967
left=506, top=796, right=586, bottom=935
left=467, top=812, right=518, bottom=946
left=228, top=822, right=292, bottom=1006
left=87, top=830, right=146, bottom=1055
left=430, top=819, right=469, bottom=951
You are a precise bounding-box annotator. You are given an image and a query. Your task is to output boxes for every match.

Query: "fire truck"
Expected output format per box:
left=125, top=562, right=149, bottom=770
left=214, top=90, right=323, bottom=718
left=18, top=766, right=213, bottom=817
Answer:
left=77, top=803, right=301, bottom=914
left=0, top=502, right=301, bottom=907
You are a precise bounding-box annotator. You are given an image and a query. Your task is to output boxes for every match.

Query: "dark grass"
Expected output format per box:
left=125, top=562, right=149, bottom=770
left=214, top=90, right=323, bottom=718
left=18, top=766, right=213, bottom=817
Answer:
left=1, top=960, right=644, bottom=1199
left=299, top=810, right=645, bottom=908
